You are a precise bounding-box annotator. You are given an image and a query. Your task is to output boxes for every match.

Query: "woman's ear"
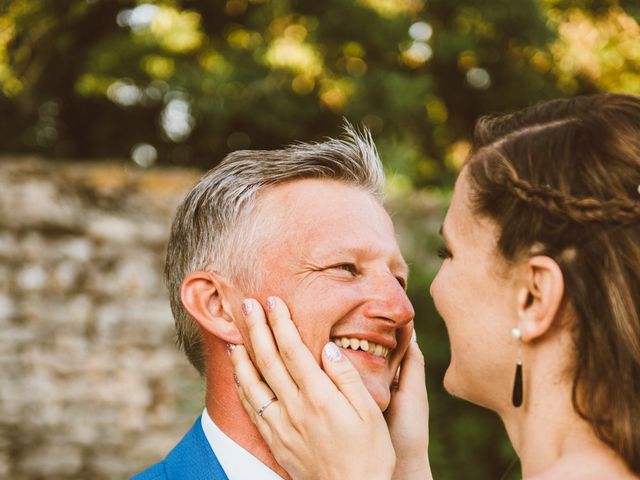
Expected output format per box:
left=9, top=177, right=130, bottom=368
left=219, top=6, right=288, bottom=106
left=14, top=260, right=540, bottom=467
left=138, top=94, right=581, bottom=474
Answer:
left=516, top=255, right=565, bottom=343
left=180, top=270, right=243, bottom=344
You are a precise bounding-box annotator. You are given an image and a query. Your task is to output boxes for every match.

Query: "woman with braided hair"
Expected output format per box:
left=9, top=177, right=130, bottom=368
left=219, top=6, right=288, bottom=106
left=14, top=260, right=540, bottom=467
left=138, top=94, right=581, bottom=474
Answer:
left=229, top=93, right=640, bottom=479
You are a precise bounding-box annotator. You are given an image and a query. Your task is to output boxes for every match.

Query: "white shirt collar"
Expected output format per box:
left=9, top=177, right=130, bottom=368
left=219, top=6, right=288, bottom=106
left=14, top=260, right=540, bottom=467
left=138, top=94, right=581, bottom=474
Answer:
left=201, top=408, right=284, bottom=480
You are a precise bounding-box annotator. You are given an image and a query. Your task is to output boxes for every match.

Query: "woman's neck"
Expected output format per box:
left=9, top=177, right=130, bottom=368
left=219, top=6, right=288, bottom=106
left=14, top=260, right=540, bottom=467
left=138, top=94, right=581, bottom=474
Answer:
left=499, top=364, right=634, bottom=479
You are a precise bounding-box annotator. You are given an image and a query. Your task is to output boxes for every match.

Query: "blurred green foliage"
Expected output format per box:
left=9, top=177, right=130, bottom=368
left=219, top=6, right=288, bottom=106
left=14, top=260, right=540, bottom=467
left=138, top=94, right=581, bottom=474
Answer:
left=2, top=0, right=637, bottom=185
left=2, top=1, right=639, bottom=479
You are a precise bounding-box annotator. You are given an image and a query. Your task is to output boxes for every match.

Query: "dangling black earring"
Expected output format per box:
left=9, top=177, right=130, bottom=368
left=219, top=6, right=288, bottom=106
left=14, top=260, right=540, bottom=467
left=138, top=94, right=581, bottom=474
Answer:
left=511, top=327, right=523, bottom=408
left=512, top=359, right=523, bottom=407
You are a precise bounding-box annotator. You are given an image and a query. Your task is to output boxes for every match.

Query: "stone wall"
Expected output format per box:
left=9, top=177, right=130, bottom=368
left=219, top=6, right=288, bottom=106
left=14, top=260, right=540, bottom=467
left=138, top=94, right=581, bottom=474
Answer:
left=0, top=158, right=204, bottom=479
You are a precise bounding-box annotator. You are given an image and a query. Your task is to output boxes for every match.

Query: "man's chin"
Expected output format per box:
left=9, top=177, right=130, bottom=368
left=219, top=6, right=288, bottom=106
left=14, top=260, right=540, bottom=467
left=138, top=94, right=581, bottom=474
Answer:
left=335, top=348, right=394, bottom=410
left=361, top=376, right=392, bottom=412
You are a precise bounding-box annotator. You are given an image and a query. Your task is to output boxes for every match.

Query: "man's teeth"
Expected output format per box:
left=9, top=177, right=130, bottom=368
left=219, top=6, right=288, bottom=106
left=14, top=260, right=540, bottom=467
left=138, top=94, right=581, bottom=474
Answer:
left=332, top=337, right=390, bottom=358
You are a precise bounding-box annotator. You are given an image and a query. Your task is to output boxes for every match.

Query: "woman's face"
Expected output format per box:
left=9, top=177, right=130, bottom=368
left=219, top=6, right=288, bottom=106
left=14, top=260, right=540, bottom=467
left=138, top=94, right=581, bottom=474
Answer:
left=430, top=171, right=522, bottom=411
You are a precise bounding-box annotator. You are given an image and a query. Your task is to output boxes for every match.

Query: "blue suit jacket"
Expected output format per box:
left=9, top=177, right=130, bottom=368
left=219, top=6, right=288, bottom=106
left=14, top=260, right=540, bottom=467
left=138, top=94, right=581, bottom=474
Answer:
left=130, top=417, right=229, bottom=480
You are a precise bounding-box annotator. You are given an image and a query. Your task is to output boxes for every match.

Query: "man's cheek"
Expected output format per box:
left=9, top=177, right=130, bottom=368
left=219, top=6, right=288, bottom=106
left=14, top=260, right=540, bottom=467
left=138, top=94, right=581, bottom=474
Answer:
left=289, top=313, right=331, bottom=365
left=296, top=328, right=325, bottom=364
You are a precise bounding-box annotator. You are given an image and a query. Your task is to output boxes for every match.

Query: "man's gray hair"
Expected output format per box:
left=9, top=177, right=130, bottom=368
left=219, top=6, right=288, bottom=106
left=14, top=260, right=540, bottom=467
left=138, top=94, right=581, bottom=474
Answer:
left=165, top=124, right=385, bottom=375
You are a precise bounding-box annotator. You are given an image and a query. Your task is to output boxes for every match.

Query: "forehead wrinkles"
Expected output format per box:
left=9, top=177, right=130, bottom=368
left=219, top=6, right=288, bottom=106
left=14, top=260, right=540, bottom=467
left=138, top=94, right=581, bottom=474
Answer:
left=256, top=178, right=372, bottom=234
left=257, top=179, right=392, bottom=257
left=253, top=179, right=403, bottom=265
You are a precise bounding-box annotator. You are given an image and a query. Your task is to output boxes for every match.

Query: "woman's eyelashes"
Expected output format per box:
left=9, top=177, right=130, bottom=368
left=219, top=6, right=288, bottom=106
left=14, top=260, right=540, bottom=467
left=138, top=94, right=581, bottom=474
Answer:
left=437, top=246, right=452, bottom=260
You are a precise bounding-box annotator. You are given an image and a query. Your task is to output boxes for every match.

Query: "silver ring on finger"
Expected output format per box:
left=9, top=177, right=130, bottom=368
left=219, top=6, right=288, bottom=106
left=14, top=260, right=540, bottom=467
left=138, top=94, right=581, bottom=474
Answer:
left=256, top=397, right=277, bottom=417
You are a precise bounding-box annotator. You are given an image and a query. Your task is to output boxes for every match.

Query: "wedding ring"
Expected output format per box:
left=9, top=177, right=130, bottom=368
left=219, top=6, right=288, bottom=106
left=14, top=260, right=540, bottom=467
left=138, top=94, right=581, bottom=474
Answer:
left=256, top=397, right=277, bottom=417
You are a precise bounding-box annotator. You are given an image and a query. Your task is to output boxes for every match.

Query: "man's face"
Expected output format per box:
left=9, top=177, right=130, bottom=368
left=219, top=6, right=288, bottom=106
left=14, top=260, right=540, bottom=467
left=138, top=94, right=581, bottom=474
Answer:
left=242, top=178, right=414, bottom=411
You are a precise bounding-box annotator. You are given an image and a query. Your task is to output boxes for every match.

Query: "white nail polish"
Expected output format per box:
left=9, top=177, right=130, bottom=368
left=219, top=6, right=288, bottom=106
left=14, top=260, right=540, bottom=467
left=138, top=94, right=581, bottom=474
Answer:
left=266, top=296, right=276, bottom=312
left=242, top=299, right=253, bottom=315
left=323, top=342, right=342, bottom=362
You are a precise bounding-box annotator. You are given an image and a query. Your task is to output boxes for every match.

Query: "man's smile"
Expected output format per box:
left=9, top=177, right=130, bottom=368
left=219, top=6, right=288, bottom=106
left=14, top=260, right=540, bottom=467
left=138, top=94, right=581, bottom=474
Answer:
left=331, top=337, right=391, bottom=358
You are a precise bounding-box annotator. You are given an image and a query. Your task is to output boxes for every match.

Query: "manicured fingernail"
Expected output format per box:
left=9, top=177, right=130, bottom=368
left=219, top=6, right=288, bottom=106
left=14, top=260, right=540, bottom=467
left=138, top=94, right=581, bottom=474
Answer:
left=411, top=329, right=417, bottom=343
left=226, top=343, right=236, bottom=355
left=242, top=299, right=253, bottom=316
left=323, top=342, right=342, bottom=362
left=266, top=296, right=276, bottom=312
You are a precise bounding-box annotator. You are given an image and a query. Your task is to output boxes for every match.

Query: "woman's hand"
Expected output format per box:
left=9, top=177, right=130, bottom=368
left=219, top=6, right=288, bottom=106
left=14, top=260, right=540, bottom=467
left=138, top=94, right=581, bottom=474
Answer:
left=230, top=296, right=396, bottom=480
left=386, top=336, right=432, bottom=480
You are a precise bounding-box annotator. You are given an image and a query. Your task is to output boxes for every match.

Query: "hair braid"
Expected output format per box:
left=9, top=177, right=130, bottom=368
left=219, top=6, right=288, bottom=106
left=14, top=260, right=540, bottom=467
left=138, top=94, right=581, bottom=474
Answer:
left=497, top=157, right=640, bottom=225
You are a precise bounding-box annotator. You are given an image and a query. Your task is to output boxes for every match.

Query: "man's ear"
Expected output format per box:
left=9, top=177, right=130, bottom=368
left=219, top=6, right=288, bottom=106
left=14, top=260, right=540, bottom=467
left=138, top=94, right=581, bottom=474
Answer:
left=516, top=256, right=565, bottom=343
left=180, top=270, right=243, bottom=344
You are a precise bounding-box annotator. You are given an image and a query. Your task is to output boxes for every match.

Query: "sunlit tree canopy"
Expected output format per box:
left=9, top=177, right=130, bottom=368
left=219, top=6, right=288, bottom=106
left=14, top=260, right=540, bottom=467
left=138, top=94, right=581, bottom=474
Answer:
left=1, top=0, right=637, bottom=187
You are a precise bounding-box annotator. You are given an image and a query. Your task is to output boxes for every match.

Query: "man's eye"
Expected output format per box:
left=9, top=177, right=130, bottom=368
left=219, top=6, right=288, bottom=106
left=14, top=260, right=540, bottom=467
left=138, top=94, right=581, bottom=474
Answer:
left=329, top=263, right=358, bottom=275
left=437, top=246, right=452, bottom=260
left=395, top=276, right=407, bottom=289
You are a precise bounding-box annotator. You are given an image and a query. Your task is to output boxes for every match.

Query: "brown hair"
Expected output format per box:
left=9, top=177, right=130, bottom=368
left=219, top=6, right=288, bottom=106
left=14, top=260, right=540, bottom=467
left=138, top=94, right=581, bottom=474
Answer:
left=465, top=93, right=640, bottom=474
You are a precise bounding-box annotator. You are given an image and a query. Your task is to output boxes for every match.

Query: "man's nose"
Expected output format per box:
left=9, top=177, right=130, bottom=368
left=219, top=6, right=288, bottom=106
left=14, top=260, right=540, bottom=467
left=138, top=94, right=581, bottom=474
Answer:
left=362, top=272, right=415, bottom=326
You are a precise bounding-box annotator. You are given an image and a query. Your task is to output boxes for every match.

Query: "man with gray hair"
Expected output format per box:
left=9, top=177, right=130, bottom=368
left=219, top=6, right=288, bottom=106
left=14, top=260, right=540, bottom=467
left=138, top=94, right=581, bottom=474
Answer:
left=132, top=126, right=415, bottom=480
